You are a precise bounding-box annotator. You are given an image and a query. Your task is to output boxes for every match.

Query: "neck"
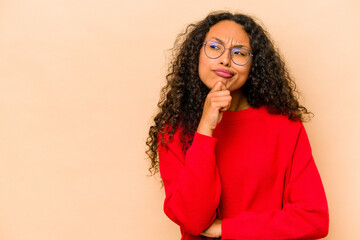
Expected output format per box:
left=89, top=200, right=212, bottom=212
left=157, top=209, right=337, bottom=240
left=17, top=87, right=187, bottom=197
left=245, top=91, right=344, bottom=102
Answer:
left=229, top=89, right=250, bottom=111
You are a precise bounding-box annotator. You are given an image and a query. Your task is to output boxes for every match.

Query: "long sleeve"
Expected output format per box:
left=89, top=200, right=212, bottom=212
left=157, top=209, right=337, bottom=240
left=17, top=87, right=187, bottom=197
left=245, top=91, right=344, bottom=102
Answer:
left=158, top=128, right=221, bottom=236
left=221, top=125, right=329, bottom=240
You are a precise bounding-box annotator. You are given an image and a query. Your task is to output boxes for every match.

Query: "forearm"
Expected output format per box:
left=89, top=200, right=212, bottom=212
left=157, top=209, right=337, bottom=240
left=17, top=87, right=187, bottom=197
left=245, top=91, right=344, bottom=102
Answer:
left=160, top=132, right=222, bottom=235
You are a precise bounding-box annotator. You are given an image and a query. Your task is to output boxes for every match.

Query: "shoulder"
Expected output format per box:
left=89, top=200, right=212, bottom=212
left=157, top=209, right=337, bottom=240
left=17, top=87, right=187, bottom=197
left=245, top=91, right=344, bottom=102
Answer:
left=258, top=106, right=304, bottom=136
left=157, top=123, right=184, bottom=153
left=158, top=124, right=179, bottom=144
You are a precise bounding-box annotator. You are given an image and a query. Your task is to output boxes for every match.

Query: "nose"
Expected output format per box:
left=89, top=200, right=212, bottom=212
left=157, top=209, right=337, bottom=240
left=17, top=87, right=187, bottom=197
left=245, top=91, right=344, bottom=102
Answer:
left=219, top=48, right=231, bottom=67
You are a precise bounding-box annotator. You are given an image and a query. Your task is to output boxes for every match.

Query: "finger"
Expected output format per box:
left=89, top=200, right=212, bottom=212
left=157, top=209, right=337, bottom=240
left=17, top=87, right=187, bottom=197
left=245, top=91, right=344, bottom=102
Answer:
left=212, top=96, right=232, bottom=110
left=208, top=89, right=231, bottom=97
left=219, top=81, right=227, bottom=91
left=215, top=101, right=232, bottom=111
left=210, top=81, right=226, bottom=93
left=212, top=95, right=232, bottom=102
left=219, top=104, right=231, bottom=112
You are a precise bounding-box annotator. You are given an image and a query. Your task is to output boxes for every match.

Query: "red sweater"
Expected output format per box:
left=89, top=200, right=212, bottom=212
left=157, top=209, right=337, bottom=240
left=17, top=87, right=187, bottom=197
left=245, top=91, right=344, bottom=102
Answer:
left=158, top=106, right=329, bottom=240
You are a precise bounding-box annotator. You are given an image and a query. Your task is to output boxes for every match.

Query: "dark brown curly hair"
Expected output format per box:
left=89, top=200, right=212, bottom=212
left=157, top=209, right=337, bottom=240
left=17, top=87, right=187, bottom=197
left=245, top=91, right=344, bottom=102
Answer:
left=146, top=11, right=313, bottom=176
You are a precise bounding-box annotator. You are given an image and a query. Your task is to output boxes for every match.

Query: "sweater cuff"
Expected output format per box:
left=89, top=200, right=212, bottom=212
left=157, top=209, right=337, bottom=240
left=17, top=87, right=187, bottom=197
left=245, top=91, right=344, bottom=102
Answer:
left=222, top=218, right=233, bottom=239
left=192, top=132, right=218, bottom=150
left=221, top=217, right=241, bottom=239
left=222, top=216, right=255, bottom=239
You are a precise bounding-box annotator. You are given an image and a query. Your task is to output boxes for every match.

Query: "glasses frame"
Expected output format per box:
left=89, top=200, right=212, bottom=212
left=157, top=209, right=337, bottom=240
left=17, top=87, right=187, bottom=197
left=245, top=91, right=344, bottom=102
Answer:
left=203, top=40, right=253, bottom=66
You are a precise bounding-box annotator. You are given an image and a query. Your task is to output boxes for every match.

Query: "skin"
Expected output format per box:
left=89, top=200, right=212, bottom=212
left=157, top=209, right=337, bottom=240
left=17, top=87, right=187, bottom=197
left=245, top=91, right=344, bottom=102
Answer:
left=197, top=20, right=253, bottom=238
left=197, top=20, right=253, bottom=137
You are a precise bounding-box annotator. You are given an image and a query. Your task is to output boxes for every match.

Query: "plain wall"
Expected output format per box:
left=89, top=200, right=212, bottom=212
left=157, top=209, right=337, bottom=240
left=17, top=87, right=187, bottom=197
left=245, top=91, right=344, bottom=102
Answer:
left=1, top=0, right=359, bottom=239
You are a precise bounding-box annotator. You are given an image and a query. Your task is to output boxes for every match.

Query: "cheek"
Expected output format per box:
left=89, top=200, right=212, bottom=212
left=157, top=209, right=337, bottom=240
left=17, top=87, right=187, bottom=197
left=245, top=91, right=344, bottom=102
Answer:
left=238, top=64, right=252, bottom=79
left=230, top=66, right=252, bottom=89
left=246, top=60, right=253, bottom=76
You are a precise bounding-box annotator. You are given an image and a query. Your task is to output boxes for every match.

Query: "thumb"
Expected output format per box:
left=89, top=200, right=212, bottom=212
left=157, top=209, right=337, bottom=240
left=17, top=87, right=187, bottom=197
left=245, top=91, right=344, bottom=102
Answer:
left=210, top=81, right=226, bottom=93
left=217, top=112, right=223, bottom=124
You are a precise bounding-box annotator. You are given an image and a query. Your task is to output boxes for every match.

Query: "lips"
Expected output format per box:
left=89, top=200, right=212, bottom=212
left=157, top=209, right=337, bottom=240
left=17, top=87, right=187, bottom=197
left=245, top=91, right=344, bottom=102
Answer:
left=214, top=68, right=234, bottom=78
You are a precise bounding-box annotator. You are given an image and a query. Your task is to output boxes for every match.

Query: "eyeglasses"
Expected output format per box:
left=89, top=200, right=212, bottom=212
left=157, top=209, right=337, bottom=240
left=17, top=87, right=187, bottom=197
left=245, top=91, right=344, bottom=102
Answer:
left=203, top=40, right=253, bottom=66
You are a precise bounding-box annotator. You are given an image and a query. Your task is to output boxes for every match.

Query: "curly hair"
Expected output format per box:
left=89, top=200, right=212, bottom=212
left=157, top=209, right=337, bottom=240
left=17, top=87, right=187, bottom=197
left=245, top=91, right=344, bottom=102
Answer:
left=146, top=11, right=313, bottom=176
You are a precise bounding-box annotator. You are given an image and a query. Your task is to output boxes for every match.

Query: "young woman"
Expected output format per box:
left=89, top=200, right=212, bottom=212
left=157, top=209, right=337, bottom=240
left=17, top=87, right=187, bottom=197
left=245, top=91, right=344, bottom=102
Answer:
left=146, top=11, right=329, bottom=240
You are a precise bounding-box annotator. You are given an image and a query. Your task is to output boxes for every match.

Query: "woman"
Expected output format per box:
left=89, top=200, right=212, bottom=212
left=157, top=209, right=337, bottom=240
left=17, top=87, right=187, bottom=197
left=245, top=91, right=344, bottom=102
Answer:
left=146, top=11, right=329, bottom=239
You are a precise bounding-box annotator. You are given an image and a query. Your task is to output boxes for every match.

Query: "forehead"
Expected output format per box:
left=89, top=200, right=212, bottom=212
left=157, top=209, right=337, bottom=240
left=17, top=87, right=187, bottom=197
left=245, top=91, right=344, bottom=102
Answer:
left=205, top=20, right=250, bottom=46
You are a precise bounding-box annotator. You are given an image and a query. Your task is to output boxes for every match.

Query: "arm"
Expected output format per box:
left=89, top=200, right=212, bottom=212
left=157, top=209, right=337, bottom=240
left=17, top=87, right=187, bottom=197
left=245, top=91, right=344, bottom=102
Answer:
left=159, top=129, right=221, bottom=236
left=221, top=125, right=329, bottom=240
left=159, top=81, right=231, bottom=236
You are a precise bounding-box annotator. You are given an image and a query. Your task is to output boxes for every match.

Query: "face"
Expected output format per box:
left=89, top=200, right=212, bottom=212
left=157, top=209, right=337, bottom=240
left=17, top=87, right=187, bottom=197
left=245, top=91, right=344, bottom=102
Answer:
left=198, top=20, right=252, bottom=92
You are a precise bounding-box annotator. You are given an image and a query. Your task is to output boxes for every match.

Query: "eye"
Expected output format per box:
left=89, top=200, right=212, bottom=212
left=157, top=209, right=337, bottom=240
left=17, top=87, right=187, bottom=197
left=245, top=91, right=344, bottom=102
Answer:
left=233, top=48, right=248, bottom=57
left=208, top=41, right=221, bottom=50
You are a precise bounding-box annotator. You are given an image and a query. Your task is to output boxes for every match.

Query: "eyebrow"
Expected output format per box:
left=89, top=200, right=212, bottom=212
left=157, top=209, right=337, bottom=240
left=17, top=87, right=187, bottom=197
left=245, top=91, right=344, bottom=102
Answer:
left=211, top=37, right=250, bottom=49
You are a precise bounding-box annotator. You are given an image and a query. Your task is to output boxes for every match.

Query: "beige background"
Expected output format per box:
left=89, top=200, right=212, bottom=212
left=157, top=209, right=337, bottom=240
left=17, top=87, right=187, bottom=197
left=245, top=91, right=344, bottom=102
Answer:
left=0, top=0, right=359, bottom=239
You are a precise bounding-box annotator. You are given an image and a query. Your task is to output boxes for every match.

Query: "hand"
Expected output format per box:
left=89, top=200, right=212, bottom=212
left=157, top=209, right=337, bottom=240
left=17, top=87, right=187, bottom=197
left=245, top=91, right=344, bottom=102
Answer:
left=200, top=218, right=222, bottom=238
left=197, top=81, right=232, bottom=137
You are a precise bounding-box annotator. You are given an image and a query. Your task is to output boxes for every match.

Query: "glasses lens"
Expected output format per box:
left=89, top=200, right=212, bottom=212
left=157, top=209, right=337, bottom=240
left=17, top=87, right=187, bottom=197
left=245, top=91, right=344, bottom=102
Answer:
left=231, top=47, right=251, bottom=65
left=204, top=41, right=224, bottom=58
